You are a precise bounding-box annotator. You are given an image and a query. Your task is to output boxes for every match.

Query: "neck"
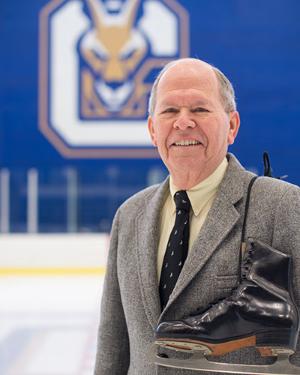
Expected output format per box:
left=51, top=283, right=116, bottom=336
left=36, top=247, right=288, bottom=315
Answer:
left=171, top=170, right=210, bottom=190
left=170, top=159, right=226, bottom=190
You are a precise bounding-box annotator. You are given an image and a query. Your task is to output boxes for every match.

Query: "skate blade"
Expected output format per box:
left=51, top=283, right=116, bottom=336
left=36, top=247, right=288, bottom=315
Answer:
left=150, top=344, right=300, bottom=375
left=155, top=336, right=257, bottom=356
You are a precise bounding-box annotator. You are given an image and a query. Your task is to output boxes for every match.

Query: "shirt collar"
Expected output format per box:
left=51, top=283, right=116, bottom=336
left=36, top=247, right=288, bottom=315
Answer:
left=169, top=158, right=228, bottom=216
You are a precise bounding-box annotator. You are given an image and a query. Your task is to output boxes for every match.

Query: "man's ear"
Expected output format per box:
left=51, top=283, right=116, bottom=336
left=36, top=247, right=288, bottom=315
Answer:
left=227, top=111, right=240, bottom=145
left=147, top=116, right=157, bottom=146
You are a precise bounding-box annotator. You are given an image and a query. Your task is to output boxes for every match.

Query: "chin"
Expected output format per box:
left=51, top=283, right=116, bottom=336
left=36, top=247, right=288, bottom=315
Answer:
left=170, top=158, right=204, bottom=172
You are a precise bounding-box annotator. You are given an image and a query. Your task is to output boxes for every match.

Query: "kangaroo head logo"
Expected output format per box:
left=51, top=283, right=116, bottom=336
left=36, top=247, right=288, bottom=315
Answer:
left=39, top=0, right=188, bottom=156
left=79, top=0, right=147, bottom=114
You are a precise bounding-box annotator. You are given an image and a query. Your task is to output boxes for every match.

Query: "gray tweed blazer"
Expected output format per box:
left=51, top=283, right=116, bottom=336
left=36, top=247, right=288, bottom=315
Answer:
left=94, top=154, right=300, bottom=375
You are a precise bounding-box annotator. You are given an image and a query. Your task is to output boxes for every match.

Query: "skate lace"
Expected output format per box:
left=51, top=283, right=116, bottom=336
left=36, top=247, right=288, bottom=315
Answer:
left=189, top=247, right=255, bottom=318
left=241, top=246, right=254, bottom=280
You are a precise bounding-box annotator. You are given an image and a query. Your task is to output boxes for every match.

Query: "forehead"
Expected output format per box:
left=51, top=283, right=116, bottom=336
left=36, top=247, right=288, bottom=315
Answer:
left=156, top=62, right=220, bottom=105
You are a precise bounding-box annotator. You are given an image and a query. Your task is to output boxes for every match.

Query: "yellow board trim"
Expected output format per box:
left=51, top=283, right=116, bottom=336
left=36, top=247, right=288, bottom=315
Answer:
left=0, top=267, right=106, bottom=276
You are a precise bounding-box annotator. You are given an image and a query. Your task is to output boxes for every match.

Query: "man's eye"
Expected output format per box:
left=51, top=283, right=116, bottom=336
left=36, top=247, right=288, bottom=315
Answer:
left=162, top=108, right=178, bottom=114
left=192, top=107, right=209, bottom=113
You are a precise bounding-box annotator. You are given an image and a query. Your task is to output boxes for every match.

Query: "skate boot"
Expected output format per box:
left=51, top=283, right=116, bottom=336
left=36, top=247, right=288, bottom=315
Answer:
left=153, top=239, right=300, bottom=374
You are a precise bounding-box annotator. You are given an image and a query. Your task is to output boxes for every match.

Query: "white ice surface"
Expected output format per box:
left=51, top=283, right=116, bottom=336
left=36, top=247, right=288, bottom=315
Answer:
left=0, top=275, right=104, bottom=375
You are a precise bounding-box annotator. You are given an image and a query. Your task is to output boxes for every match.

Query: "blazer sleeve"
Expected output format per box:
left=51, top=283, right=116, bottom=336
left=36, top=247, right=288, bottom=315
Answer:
left=272, top=183, right=300, bottom=365
left=94, top=209, right=130, bottom=375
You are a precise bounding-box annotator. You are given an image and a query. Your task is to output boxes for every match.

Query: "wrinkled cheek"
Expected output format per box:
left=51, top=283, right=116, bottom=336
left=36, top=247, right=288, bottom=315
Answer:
left=156, top=143, right=168, bottom=160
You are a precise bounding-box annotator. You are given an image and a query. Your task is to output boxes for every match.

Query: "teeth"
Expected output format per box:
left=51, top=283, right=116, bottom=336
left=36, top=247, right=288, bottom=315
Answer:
left=174, top=140, right=201, bottom=146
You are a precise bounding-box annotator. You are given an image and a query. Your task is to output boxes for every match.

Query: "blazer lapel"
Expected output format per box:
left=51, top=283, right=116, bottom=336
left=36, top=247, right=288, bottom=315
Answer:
left=164, top=154, right=253, bottom=311
left=135, top=180, right=169, bottom=328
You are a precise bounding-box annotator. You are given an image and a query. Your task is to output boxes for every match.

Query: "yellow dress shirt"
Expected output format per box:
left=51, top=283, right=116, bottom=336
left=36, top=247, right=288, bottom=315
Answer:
left=157, top=158, right=228, bottom=280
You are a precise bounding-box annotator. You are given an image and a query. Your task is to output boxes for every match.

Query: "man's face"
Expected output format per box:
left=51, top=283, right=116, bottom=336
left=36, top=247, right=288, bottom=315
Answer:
left=148, top=61, right=240, bottom=181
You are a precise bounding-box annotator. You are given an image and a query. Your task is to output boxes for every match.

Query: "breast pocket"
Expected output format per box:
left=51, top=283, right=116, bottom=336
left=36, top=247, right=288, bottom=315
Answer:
left=216, top=274, right=238, bottom=297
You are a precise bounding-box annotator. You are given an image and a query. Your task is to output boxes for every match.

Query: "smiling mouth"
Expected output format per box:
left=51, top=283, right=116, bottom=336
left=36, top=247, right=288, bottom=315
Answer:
left=172, top=140, right=202, bottom=147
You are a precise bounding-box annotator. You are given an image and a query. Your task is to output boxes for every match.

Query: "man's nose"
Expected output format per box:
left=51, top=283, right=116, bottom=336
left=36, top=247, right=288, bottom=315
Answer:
left=173, top=111, right=196, bottom=130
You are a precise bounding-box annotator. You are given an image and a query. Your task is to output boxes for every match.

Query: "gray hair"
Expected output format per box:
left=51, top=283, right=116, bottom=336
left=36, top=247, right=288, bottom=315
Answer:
left=148, top=58, right=237, bottom=116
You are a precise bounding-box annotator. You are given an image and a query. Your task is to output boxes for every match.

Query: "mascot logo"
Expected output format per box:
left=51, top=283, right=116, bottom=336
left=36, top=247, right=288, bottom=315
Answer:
left=39, top=0, right=189, bottom=158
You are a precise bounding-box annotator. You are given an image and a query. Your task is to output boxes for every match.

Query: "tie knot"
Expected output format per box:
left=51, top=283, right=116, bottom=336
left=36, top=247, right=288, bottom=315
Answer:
left=174, top=190, right=191, bottom=211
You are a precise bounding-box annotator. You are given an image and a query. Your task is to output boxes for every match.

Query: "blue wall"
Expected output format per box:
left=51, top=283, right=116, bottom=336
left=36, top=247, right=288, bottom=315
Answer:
left=1, top=0, right=299, bottom=232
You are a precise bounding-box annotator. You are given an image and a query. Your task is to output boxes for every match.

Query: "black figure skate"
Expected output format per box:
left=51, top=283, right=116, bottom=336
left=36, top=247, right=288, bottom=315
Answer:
left=152, top=239, right=300, bottom=374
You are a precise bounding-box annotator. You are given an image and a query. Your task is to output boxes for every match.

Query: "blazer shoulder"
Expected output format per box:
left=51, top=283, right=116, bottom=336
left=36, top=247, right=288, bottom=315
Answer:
left=251, top=177, right=300, bottom=210
left=254, top=176, right=299, bottom=196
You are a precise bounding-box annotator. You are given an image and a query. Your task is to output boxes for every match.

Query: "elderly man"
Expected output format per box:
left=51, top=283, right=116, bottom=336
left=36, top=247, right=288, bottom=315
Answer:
left=94, top=58, right=300, bottom=374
